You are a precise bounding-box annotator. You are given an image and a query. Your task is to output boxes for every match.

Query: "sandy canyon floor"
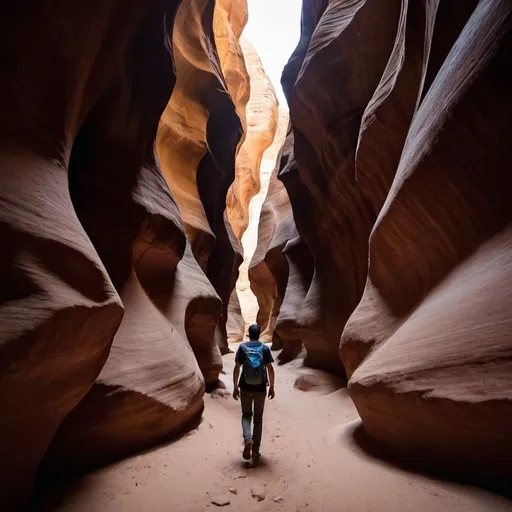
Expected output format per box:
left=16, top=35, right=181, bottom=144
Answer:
left=36, top=348, right=512, bottom=512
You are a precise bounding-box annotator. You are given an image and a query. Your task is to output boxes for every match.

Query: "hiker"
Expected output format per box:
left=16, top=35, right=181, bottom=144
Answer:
left=232, top=323, right=275, bottom=462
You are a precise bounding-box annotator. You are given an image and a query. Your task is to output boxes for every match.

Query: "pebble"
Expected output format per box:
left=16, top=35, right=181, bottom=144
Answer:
left=251, top=485, right=267, bottom=502
left=273, top=495, right=284, bottom=503
left=229, top=488, right=238, bottom=495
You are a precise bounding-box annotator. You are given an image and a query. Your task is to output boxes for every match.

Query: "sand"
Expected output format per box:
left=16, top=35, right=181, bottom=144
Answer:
left=36, top=349, right=512, bottom=512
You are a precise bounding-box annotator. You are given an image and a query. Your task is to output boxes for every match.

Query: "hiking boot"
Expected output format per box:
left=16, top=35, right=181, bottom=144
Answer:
left=242, top=439, right=253, bottom=460
left=252, top=450, right=261, bottom=463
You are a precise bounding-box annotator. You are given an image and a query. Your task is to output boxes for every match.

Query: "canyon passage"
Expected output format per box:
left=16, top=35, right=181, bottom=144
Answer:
left=1, top=0, right=511, bottom=511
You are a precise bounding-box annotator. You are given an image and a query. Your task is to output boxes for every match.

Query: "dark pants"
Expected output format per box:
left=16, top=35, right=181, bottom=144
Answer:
left=240, top=390, right=266, bottom=453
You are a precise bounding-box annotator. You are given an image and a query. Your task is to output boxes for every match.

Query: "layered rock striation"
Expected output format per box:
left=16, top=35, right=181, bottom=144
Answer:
left=343, top=0, right=512, bottom=484
left=156, top=0, right=248, bottom=356
left=0, top=0, right=269, bottom=506
left=252, top=0, right=512, bottom=483
left=227, top=39, right=279, bottom=242
left=225, top=38, right=279, bottom=343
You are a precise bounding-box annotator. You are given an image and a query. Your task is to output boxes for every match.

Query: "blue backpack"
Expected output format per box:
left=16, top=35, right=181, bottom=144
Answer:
left=241, top=342, right=265, bottom=385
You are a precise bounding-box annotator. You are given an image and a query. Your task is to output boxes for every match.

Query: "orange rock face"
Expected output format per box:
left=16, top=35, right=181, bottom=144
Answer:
left=263, top=0, right=512, bottom=484
left=249, top=129, right=294, bottom=342
left=157, top=0, right=250, bottom=356
left=0, top=0, right=258, bottom=506
left=224, top=38, right=280, bottom=343
left=229, top=107, right=289, bottom=343
left=227, top=39, right=279, bottom=242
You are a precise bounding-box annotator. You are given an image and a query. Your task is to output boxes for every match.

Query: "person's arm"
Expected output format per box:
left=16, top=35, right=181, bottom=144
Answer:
left=267, top=363, right=275, bottom=399
left=233, top=363, right=241, bottom=400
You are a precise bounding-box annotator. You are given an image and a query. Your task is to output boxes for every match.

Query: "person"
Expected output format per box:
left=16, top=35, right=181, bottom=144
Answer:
left=232, top=324, right=275, bottom=462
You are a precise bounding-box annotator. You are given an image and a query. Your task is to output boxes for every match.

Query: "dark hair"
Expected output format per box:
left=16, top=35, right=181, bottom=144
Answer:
left=248, top=324, right=261, bottom=340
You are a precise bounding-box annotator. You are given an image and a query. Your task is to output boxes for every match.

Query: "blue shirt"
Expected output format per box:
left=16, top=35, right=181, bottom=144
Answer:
left=235, top=341, right=274, bottom=392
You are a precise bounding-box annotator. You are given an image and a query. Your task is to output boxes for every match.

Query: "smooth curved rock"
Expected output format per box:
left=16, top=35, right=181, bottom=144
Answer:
left=0, top=149, right=123, bottom=506
left=235, top=107, right=289, bottom=341
left=226, top=288, right=246, bottom=343
left=1, top=0, right=254, bottom=504
left=173, top=243, right=223, bottom=390
left=157, top=0, right=236, bottom=366
left=275, top=226, right=314, bottom=364
left=249, top=133, right=293, bottom=343
left=281, top=0, right=402, bottom=377
left=270, top=0, right=512, bottom=485
left=350, top=227, right=512, bottom=483
left=41, top=1, right=207, bottom=475
left=162, top=0, right=247, bottom=355
left=157, top=0, right=228, bottom=270
left=226, top=38, right=279, bottom=241
left=344, top=0, right=512, bottom=483
left=157, top=0, right=249, bottom=356
left=202, top=0, right=250, bottom=354
left=0, top=1, right=184, bottom=505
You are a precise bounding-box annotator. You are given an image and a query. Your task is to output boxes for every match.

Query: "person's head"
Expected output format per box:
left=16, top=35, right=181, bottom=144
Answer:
left=248, top=324, right=261, bottom=340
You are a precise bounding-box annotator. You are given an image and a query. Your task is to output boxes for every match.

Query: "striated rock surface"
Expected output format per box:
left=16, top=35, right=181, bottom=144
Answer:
left=41, top=0, right=207, bottom=476
left=158, top=0, right=249, bottom=355
left=263, top=0, right=512, bottom=485
left=234, top=107, right=289, bottom=340
left=249, top=131, right=292, bottom=343
left=202, top=0, right=249, bottom=354
left=343, top=0, right=512, bottom=484
left=246, top=0, right=328, bottom=362
left=157, top=3, right=217, bottom=271
left=226, top=39, right=279, bottom=241
left=0, top=0, right=253, bottom=506
left=225, top=41, right=282, bottom=341
left=226, top=288, right=246, bottom=342
left=157, top=0, right=240, bottom=360
left=275, top=224, right=314, bottom=363
left=0, top=1, right=176, bottom=505
left=214, top=0, right=250, bottom=131
left=281, top=0, right=402, bottom=376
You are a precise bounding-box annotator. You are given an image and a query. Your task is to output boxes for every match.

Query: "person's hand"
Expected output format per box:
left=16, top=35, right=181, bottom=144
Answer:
left=268, top=386, right=275, bottom=399
left=233, top=388, right=239, bottom=401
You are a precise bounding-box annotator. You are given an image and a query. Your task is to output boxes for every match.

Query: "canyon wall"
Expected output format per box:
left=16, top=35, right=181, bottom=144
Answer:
left=253, top=0, right=512, bottom=483
left=156, top=0, right=248, bottom=356
left=249, top=128, right=314, bottom=368
left=229, top=107, right=289, bottom=343
left=225, top=39, right=280, bottom=342
left=227, top=38, right=279, bottom=242
left=0, top=0, right=272, bottom=507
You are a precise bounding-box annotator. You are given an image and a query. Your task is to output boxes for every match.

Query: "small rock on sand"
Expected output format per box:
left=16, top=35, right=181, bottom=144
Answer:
left=211, top=495, right=231, bottom=507
left=228, top=488, right=238, bottom=495
left=273, top=495, right=284, bottom=503
left=251, top=485, right=266, bottom=502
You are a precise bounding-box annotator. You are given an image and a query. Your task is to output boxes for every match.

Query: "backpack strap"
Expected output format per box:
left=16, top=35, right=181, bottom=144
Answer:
left=240, top=342, right=264, bottom=361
